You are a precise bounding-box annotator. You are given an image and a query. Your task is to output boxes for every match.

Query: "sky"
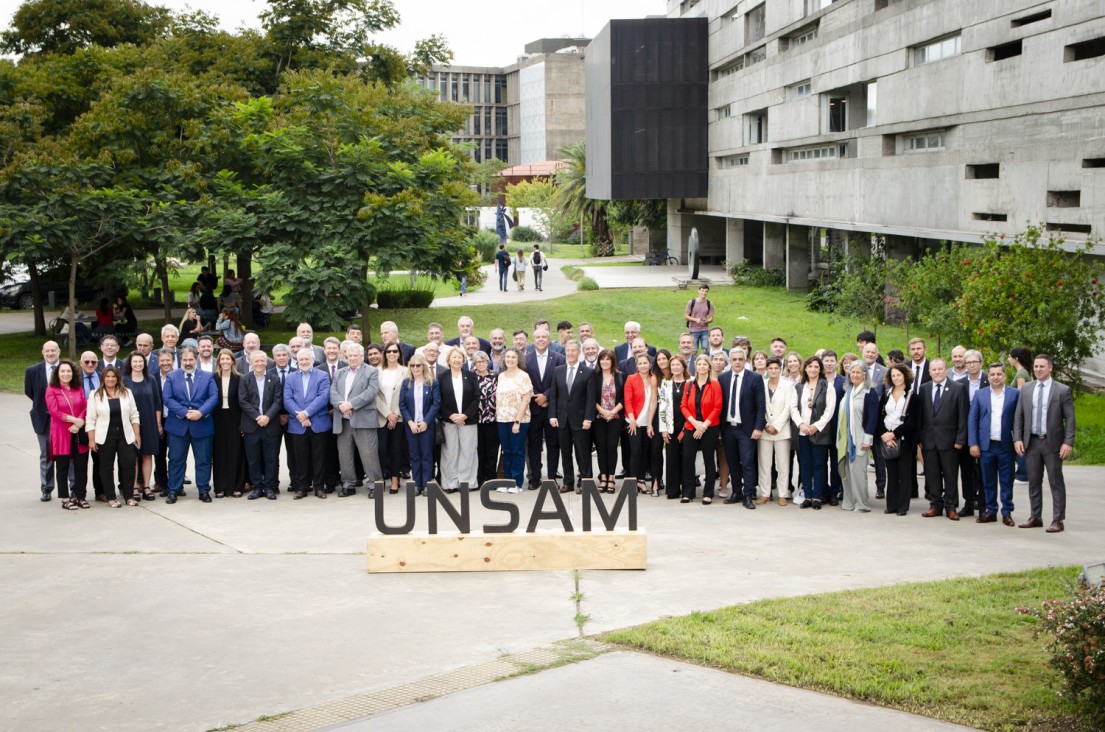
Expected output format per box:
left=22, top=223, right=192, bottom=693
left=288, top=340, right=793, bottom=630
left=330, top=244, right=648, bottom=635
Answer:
left=0, top=0, right=669, bottom=67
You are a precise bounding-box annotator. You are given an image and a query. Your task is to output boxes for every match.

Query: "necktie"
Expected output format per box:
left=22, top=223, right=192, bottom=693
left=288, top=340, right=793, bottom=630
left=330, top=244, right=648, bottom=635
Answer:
left=1034, top=382, right=1044, bottom=434
left=567, top=366, right=575, bottom=393
left=330, top=364, right=336, bottom=381
left=729, top=373, right=741, bottom=423
left=933, top=382, right=942, bottom=413
left=915, top=364, right=921, bottom=384
left=84, top=374, right=93, bottom=397
left=280, top=369, right=286, bottom=386
left=185, top=372, right=193, bottom=401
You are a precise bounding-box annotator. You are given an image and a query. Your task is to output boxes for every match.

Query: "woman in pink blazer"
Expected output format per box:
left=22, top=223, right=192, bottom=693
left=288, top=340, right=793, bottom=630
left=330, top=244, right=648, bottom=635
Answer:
left=45, top=359, right=91, bottom=509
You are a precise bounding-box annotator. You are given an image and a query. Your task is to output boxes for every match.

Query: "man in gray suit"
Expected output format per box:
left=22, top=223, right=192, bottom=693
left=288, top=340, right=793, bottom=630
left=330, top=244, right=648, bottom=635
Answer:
left=330, top=343, right=382, bottom=498
left=917, top=358, right=968, bottom=520
left=1013, top=354, right=1076, bottom=533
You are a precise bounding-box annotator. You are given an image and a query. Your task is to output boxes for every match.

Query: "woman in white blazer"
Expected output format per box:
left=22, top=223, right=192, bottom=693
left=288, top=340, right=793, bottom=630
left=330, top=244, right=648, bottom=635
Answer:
left=757, top=357, right=797, bottom=506
left=85, top=366, right=142, bottom=507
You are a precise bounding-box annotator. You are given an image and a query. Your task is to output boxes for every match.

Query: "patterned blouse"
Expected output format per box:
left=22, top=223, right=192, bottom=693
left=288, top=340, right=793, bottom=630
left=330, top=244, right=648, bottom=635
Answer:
left=495, top=370, right=532, bottom=423
left=476, top=372, right=497, bottom=424
left=658, top=378, right=687, bottom=434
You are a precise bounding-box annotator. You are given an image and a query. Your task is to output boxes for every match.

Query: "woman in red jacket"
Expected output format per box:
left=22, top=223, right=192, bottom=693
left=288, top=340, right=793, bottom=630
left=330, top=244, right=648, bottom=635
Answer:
left=45, top=360, right=91, bottom=509
left=624, top=353, right=661, bottom=495
left=679, top=354, right=722, bottom=504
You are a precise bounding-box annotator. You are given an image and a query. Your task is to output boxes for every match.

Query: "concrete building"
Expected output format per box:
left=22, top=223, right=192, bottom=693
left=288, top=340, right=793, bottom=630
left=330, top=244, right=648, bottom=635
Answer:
left=416, top=38, right=589, bottom=168
left=590, top=0, right=1105, bottom=287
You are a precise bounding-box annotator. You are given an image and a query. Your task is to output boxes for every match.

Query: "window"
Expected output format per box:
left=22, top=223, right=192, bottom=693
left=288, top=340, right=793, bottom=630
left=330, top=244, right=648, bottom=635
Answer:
left=805, top=0, right=836, bottom=14
left=785, top=142, right=849, bottom=162
left=473, top=111, right=481, bottom=136
left=905, top=131, right=946, bottom=151
left=745, top=109, right=768, bottom=144
left=716, top=105, right=733, bottom=121
left=1047, top=191, right=1081, bottom=208
left=874, top=0, right=904, bottom=9
left=439, top=74, right=447, bottom=101
left=718, top=154, right=750, bottom=168
left=716, top=59, right=744, bottom=79
left=866, top=81, right=877, bottom=127
left=1065, top=37, right=1105, bottom=62
left=484, top=108, right=492, bottom=136
left=1046, top=223, right=1092, bottom=234
left=987, top=40, right=1023, bottom=62
left=745, top=4, right=766, bottom=44
left=973, top=213, right=1008, bottom=222
left=495, top=108, right=507, bottom=136
left=461, top=74, right=469, bottom=101
left=494, top=76, right=507, bottom=104
left=746, top=45, right=766, bottom=66
left=1012, top=10, right=1051, bottom=27
left=1083, top=157, right=1105, bottom=168
left=966, top=163, right=1000, bottom=179
left=787, top=25, right=818, bottom=49
left=494, top=139, right=508, bottom=161
left=787, top=80, right=812, bottom=100
left=721, top=6, right=740, bottom=24
left=473, top=75, right=482, bottom=103
left=451, top=73, right=459, bottom=102
left=828, top=94, right=848, bottom=132
left=913, top=34, right=961, bottom=65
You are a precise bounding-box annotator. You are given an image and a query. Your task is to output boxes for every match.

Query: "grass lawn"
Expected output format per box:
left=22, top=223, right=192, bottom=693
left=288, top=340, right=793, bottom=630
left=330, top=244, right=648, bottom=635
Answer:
left=602, top=566, right=1091, bottom=732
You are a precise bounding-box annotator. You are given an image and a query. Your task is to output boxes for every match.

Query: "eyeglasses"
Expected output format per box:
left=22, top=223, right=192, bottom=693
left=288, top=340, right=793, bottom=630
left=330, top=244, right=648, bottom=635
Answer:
left=81, top=360, right=97, bottom=364
left=410, top=364, right=423, bottom=368
left=386, top=349, right=399, bottom=354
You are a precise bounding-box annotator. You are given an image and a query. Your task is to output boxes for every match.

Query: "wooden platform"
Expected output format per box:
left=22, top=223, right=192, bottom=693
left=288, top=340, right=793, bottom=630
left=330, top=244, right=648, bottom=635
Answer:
left=366, top=529, right=647, bottom=573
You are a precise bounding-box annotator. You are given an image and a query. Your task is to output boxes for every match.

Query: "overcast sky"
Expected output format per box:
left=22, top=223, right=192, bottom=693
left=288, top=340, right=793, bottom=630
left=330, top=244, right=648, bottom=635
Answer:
left=0, top=0, right=668, bottom=67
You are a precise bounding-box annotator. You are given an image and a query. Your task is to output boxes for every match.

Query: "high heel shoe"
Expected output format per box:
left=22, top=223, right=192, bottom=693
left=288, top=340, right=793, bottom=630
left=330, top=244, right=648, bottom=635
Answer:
left=636, top=481, right=647, bottom=495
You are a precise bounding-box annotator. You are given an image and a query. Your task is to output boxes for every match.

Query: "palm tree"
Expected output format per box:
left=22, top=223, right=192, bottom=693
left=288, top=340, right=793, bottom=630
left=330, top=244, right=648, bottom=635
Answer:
left=554, top=140, right=612, bottom=255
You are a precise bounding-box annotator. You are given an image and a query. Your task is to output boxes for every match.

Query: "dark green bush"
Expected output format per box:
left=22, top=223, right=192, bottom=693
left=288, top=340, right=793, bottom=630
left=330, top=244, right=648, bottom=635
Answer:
left=726, top=260, right=786, bottom=287
left=805, top=280, right=840, bottom=313
left=510, top=225, right=543, bottom=243
left=377, top=288, right=436, bottom=309
left=471, top=229, right=500, bottom=263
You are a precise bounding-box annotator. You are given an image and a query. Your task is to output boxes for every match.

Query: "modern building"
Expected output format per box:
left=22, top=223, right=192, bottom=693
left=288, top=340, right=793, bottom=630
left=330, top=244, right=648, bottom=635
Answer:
left=416, top=38, right=589, bottom=168
left=588, top=0, right=1105, bottom=286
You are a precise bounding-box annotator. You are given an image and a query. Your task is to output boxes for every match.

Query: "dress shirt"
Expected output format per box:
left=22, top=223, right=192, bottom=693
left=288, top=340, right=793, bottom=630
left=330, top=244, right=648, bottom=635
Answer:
left=989, top=387, right=1006, bottom=442
left=301, top=370, right=310, bottom=399
left=949, top=368, right=968, bottom=382
left=883, top=391, right=907, bottom=431
left=912, top=361, right=925, bottom=385
left=1034, top=378, right=1050, bottom=434
left=82, top=371, right=100, bottom=398
left=566, top=364, right=577, bottom=393
left=932, top=379, right=945, bottom=408
left=255, top=373, right=266, bottom=406
left=184, top=369, right=195, bottom=399
left=198, top=358, right=215, bottom=373
left=727, top=368, right=744, bottom=425
left=221, top=374, right=231, bottom=408
left=413, top=380, right=424, bottom=422
left=452, top=373, right=464, bottom=413
left=967, top=375, right=983, bottom=401
left=343, top=367, right=358, bottom=414
left=535, top=350, right=548, bottom=380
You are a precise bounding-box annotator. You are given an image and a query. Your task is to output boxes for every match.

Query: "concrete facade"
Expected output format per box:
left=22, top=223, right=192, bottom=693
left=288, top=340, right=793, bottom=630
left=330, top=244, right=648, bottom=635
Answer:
left=661, top=0, right=1105, bottom=283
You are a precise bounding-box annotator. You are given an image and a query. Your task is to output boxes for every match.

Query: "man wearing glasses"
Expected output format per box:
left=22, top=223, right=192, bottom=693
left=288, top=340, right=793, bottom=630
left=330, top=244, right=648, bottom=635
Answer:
left=957, top=349, right=988, bottom=516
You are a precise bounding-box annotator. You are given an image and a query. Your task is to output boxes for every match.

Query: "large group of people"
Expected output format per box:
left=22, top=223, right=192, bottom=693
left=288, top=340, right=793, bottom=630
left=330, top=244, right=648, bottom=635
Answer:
left=25, top=294, right=1077, bottom=532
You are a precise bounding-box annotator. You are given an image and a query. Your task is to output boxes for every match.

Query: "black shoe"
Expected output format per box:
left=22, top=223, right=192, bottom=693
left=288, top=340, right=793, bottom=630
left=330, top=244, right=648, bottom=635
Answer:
left=400, top=471, right=411, bottom=479
left=528, top=483, right=540, bottom=490
left=695, top=476, right=702, bottom=487
left=165, top=493, right=177, bottom=504
left=338, top=488, right=357, bottom=497
left=812, top=500, right=822, bottom=510
left=184, top=478, right=192, bottom=485
left=614, top=472, right=625, bottom=480
left=179, top=490, right=187, bottom=497
left=266, top=490, right=277, bottom=500
left=800, top=500, right=813, bottom=509
left=247, top=490, right=262, bottom=500
left=883, top=509, right=895, bottom=514
left=199, top=492, right=212, bottom=503
left=743, top=497, right=756, bottom=510
left=368, top=489, right=376, bottom=499
left=875, top=491, right=885, bottom=499
left=40, top=490, right=52, bottom=502
left=723, top=495, right=740, bottom=504
left=958, top=507, right=975, bottom=517
left=159, top=488, right=169, bottom=497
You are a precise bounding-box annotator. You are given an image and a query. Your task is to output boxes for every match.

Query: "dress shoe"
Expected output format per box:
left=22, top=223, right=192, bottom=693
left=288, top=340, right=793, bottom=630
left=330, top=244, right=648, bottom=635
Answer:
left=743, top=497, right=756, bottom=510
left=1045, top=520, right=1064, bottom=533
left=158, top=488, right=169, bottom=497
left=1002, top=514, right=1015, bottom=527
left=897, top=511, right=909, bottom=516
left=199, top=492, right=212, bottom=503
left=800, top=500, right=813, bottom=509
left=724, top=495, right=741, bottom=504
left=179, top=490, right=187, bottom=496
left=293, top=491, right=307, bottom=500
left=975, top=512, right=995, bottom=524
left=247, top=489, right=262, bottom=500
left=946, top=511, right=960, bottom=521
left=874, top=491, right=885, bottom=500
left=1019, top=517, right=1043, bottom=529
left=755, top=497, right=768, bottom=505
left=811, top=500, right=822, bottom=510
left=367, top=489, right=376, bottom=499
left=40, top=491, right=52, bottom=502
left=184, top=477, right=192, bottom=485
left=958, top=507, right=975, bottom=518
left=921, top=507, right=942, bottom=518
left=265, top=490, right=277, bottom=500
left=165, top=493, right=177, bottom=504
left=884, top=509, right=895, bottom=514
left=559, top=485, right=573, bottom=494
left=314, top=489, right=327, bottom=499
left=338, top=488, right=357, bottom=497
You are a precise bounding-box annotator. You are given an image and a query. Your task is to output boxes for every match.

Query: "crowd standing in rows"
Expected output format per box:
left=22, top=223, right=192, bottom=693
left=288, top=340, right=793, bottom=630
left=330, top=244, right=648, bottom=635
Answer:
left=26, top=284, right=1076, bottom=533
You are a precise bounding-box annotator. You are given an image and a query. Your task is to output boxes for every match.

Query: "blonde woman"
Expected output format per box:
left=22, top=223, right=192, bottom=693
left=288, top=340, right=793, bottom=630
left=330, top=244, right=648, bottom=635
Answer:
left=495, top=348, right=532, bottom=492
left=85, top=366, right=142, bottom=507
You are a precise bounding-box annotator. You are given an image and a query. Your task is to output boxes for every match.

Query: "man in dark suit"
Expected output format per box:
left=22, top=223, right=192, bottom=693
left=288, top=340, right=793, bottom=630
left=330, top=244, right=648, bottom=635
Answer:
left=821, top=350, right=846, bottom=504
left=26, top=340, right=62, bottom=500
left=235, top=333, right=274, bottom=373
left=907, top=337, right=932, bottom=393
left=78, top=351, right=105, bottom=501
left=861, top=342, right=889, bottom=497
left=162, top=346, right=219, bottom=503
left=524, top=327, right=565, bottom=488
left=613, top=321, right=657, bottom=364
left=917, top=358, right=968, bottom=520
left=548, top=340, right=596, bottom=494
left=719, top=349, right=766, bottom=508
left=268, top=344, right=296, bottom=492
left=239, top=349, right=284, bottom=500
left=956, top=349, right=988, bottom=516
left=379, top=320, right=415, bottom=364
left=1013, top=354, right=1076, bottom=533
left=149, top=324, right=182, bottom=371
left=296, top=322, right=326, bottom=365
left=445, top=315, right=492, bottom=356
left=316, top=337, right=347, bottom=492
left=97, top=334, right=123, bottom=372
left=968, top=363, right=1019, bottom=525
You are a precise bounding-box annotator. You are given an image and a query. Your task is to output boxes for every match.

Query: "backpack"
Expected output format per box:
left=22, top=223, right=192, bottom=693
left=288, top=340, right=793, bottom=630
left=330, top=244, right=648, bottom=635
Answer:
left=533, top=250, right=542, bottom=265
left=686, top=298, right=711, bottom=327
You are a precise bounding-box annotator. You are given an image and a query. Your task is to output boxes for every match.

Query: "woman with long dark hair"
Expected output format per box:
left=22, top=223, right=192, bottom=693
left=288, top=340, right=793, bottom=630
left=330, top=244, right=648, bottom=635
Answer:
left=123, top=350, right=162, bottom=501
left=625, top=353, right=661, bottom=496
left=879, top=363, right=920, bottom=516
left=791, top=355, right=837, bottom=510
left=85, top=366, right=141, bottom=508
left=590, top=349, right=624, bottom=493
left=376, top=341, right=407, bottom=493
left=658, top=353, right=689, bottom=499
left=472, top=351, right=500, bottom=487
left=45, top=359, right=90, bottom=510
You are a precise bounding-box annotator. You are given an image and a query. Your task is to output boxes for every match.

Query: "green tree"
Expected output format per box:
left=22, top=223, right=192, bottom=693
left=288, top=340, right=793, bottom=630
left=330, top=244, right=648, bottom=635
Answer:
left=1, top=0, right=172, bottom=56
left=505, top=179, right=572, bottom=241
left=555, top=140, right=611, bottom=254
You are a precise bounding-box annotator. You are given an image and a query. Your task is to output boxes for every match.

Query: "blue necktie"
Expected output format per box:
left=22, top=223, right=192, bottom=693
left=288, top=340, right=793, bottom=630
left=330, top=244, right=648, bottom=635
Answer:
left=84, top=374, right=93, bottom=398
left=186, top=372, right=193, bottom=401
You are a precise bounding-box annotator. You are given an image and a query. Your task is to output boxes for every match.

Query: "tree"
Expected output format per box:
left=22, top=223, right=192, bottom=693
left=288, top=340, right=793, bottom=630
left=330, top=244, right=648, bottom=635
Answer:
left=505, top=179, right=573, bottom=241
left=555, top=140, right=611, bottom=254
left=1, top=0, right=172, bottom=56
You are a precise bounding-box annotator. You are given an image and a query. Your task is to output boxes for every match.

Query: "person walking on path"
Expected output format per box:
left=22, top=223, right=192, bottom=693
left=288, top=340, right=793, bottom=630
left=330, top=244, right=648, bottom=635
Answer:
left=495, top=244, right=511, bottom=292
left=513, top=249, right=528, bottom=291
left=530, top=244, right=547, bottom=292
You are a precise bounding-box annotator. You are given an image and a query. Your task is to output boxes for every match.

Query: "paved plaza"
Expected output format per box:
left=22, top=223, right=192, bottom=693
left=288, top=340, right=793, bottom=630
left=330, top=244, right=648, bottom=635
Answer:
left=1, top=392, right=1101, bottom=731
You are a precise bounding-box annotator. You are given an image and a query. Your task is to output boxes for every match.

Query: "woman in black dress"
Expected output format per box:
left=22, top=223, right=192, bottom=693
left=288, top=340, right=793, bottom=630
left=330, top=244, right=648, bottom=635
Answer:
left=123, top=351, right=162, bottom=501
left=212, top=348, right=245, bottom=498
left=471, top=351, right=499, bottom=486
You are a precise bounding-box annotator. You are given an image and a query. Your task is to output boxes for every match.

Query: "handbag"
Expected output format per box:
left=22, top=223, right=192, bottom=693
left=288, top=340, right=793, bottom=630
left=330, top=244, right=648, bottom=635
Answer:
left=62, top=390, right=90, bottom=446
left=880, top=390, right=910, bottom=460
left=434, top=420, right=445, bottom=446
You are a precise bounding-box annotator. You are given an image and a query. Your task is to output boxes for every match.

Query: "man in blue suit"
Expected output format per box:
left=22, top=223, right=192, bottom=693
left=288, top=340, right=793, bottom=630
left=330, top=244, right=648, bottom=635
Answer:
left=285, top=348, right=333, bottom=499
left=718, top=349, right=766, bottom=508
left=162, top=346, right=218, bottom=503
left=968, top=363, right=1020, bottom=526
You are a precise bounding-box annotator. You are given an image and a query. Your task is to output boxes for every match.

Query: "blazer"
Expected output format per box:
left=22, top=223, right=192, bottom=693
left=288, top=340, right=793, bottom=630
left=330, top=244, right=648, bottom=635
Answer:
left=1012, top=379, right=1076, bottom=452
left=624, top=372, right=657, bottom=424
left=24, top=361, right=54, bottom=435
left=590, top=370, right=626, bottom=421
left=826, top=374, right=847, bottom=437
left=238, top=370, right=284, bottom=436
left=330, top=364, right=380, bottom=432
left=878, top=388, right=920, bottom=442
left=718, top=367, right=767, bottom=436
left=619, top=354, right=655, bottom=376
left=790, top=378, right=835, bottom=445
left=761, top=377, right=797, bottom=442
left=968, top=386, right=1019, bottom=452
left=375, top=366, right=406, bottom=427
left=97, top=359, right=120, bottom=373
left=149, top=347, right=181, bottom=371
left=614, top=342, right=657, bottom=364
left=163, top=369, right=218, bottom=438
left=85, top=389, right=141, bottom=446
left=524, top=349, right=565, bottom=403
left=437, top=369, right=479, bottom=425
left=865, top=361, right=888, bottom=395
left=548, top=362, right=596, bottom=430
left=680, top=379, right=723, bottom=428
left=908, top=359, right=933, bottom=392
left=283, top=368, right=332, bottom=434
left=236, top=352, right=274, bottom=374
left=399, top=378, right=441, bottom=425
left=446, top=335, right=492, bottom=356
left=917, top=378, right=968, bottom=450
left=45, top=385, right=90, bottom=457
left=215, top=373, right=243, bottom=424
left=317, top=360, right=349, bottom=382
left=837, top=387, right=880, bottom=458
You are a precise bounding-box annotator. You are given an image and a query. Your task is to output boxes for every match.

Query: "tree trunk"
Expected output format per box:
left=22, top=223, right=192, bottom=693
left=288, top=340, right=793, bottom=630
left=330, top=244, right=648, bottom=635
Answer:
left=360, top=264, right=372, bottom=336
left=68, top=253, right=79, bottom=360
left=237, top=252, right=253, bottom=329
left=156, top=259, right=172, bottom=323
left=27, top=260, right=46, bottom=335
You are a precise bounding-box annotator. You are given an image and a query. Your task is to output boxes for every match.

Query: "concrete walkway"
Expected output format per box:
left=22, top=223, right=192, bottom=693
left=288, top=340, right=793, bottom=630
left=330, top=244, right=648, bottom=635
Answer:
left=0, top=391, right=1101, bottom=731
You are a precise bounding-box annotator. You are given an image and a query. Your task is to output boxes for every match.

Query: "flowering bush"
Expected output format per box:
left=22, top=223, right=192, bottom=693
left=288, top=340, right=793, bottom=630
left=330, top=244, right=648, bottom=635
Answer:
left=1020, top=583, right=1105, bottom=724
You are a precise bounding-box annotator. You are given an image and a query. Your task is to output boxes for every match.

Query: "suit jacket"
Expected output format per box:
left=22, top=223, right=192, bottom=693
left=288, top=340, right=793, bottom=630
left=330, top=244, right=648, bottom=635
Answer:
left=268, top=365, right=296, bottom=415
left=375, top=366, right=406, bottom=427
left=236, top=352, right=274, bottom=374
left=446, top=335, right=492, bottom=356
left=524, top=349, right=565, bottom=404
left=864, top=361, right=888, bottom=395
left=1012, top=379, right=1076, bottom=452
left=908, top=359, right=933, bottom=391
left=239, top=370, right=284, bottom=436
left=827, top=374, right=847, bottom=438
left=968, top=386, right=1019, bottom=452
left=283, top=368, right=332, bottom=434
left=330, top=364, right=380, bottom=432
left=548, top=362, right=596, bottom=430
left=396, top=342, right=416, bottom=364
left=917, top=378, right=968, bottom=450
left=399, top=378, right=441, bottom=425
left=619, top=354, right=656, bottom=376
left=614, top=342, right=657, bottom=364
left=96, top=359, right=119, bottom=373
left=437, top=369, right=479, bottom=424
left=717, top=367, right=767, bottom=436
left=762, top=377, right=797, bottom=442
left=526, top=342, right=565, bottom=356
left=24, top=361, right=54, bottom=435
left=149, top=347, right=181, bottom=371
left=878, top=388, right=920, bottom=442
left=317, top=360, right=349, bottom=382
left=590, top=370, right=626, bottom=421
left=306, top=344, right=326, bottom=365
left=163, top=369, right=218, bottom=437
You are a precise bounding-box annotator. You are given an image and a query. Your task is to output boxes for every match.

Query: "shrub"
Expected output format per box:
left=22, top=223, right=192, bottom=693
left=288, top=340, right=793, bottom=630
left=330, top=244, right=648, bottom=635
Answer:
left=470, top=229, right=500, bottom=263
left=805, top=280, right=840, bottom=313
left=561, top=265, right=584, bottom=282
left=376, top=287, right=436, bottom=309
left=726, top=260, right=785, bottom=287
left=510, top=225, right=543, bottom=243
left=578, top=277, right=599, bottom=291
left=1020, top=583, right=1105, bottom=725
